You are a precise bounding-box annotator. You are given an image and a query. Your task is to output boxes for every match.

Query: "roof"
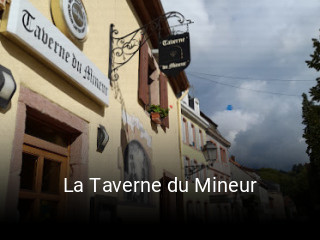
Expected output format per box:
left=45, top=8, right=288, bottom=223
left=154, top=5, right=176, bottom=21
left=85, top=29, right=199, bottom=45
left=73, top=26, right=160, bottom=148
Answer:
left=200, top=111, right=231, bottom=147
left=229, top=158, right=268, bottom=189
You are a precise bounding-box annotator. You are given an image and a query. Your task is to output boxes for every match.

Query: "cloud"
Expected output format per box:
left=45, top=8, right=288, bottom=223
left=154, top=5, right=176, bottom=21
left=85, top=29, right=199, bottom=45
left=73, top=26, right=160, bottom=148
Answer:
left=161, top=0, right=319, bottom=170
left=162, top=0, right=215, bottom=54
left=212, top=110, right=261, bottom=146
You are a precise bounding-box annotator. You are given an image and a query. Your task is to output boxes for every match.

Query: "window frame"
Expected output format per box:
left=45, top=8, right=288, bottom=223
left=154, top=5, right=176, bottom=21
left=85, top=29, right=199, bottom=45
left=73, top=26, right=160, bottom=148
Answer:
left=19, top=137, right=68, bottom=221
left=220, top=147, right=227, bottom=163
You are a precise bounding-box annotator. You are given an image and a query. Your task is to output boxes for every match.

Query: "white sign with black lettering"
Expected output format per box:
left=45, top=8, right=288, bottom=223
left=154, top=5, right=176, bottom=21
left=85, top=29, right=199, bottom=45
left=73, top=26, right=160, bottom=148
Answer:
left=3, top=0, right=109, bottom=106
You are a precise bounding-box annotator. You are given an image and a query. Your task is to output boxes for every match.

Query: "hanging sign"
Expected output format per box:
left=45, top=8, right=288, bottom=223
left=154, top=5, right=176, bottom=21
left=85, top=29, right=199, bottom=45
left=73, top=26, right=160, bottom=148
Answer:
left=1, top=0, right=109, bottom=106
left=159, top=32, right=191, bottom=77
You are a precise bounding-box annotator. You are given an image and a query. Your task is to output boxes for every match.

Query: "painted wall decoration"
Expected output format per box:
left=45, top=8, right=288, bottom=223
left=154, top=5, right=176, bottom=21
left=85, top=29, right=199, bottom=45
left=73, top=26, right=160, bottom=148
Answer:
left=123, top=141, right=150, bottom=203
left=120, top=110, right=153, bottom=204
left=121, top=110, right=152, bottom=147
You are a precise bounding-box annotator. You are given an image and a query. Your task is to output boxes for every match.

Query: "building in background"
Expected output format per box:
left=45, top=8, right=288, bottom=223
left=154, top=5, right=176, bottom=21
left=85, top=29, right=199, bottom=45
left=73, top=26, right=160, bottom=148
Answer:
left=179, top=92, right=232, bottom=222
left=179, top=92, right=209, bottom=222
left=229, top=157, right=287, bottom=222
left=201, top=111, right=232, bottom=222
left=263, top=180, right=286, bottom=220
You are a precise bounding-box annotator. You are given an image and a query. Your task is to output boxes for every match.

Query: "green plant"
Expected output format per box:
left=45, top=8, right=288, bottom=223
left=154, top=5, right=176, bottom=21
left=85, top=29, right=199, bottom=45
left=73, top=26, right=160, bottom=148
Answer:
left=147, top=104, right=169, bottom=118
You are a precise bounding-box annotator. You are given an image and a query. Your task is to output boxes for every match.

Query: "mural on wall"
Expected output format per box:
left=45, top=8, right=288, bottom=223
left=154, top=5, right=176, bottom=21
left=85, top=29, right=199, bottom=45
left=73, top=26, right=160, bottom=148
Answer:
left=124, top=141, right=150, bottom=203
left=120, top=110, right=153, bottom=204
left=121, top=110, right=152, bottom=148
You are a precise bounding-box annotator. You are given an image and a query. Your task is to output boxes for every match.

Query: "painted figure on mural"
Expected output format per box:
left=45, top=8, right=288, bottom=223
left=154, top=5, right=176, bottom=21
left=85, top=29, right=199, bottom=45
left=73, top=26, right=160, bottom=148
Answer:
left=124, top=141, right=150, bottom=203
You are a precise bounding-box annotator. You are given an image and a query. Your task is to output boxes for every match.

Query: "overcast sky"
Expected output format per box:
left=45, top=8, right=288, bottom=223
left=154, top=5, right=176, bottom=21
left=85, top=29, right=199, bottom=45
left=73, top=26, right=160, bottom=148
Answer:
left=162, top=0, right=320, bottom=170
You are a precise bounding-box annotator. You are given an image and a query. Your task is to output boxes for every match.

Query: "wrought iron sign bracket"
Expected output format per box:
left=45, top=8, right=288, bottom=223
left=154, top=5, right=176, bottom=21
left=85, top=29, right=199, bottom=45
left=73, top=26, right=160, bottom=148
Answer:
left=108, top=11, right=193, bottom=81
left=185, top=164, right=207, bottom=179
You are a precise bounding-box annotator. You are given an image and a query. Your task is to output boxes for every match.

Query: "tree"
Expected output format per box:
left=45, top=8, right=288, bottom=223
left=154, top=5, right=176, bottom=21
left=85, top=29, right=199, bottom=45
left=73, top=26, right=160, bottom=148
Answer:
left=304, top=35, right=320, bottom=173
left=303, top=32, right=320, bottom=214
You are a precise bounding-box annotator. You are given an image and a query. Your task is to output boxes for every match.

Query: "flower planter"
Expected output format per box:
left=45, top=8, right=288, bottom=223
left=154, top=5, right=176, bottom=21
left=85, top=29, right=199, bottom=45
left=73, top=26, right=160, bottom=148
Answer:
left=150, top=112, right=162, bottom=124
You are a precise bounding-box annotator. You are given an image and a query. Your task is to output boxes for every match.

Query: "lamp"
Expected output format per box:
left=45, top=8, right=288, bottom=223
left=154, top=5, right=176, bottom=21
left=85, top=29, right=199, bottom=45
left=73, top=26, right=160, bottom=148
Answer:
left=0, top=65, right=16, bottom=109
left=203, top=141, right=217, bottom=165
left=97, top=125, right=109, bottom=153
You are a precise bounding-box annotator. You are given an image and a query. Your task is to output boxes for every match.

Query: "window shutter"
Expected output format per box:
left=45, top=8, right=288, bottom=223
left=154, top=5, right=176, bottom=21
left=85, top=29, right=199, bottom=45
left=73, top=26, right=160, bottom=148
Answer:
left=138, top=39, right=149, bottom=106
left=159, top=73, right=169, bottom=128
left=195, top=126, right=199, bottom=149
left=197, top=129, right=201, bottom=150
left=188, top=122, right=193, bottom=146
left=181, top=117, right=186, bottom=143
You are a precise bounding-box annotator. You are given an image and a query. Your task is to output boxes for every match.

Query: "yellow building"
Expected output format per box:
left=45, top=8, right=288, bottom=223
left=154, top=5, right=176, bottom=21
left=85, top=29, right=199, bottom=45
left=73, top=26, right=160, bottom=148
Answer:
left=0, top=0, right=189, bottom=223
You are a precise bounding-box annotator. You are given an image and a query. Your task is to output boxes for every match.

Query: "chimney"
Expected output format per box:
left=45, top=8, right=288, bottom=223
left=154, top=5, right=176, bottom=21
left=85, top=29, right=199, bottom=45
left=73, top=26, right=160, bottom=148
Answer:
left=181, top=92, right=189, bottom=106
left=189, top=97, right=200, bottom=115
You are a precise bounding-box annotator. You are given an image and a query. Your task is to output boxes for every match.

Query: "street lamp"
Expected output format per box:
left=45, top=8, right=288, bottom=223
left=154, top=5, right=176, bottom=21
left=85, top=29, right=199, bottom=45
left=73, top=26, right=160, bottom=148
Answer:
left=0, top=65, right=17, bottom=110
left=203, top=141, right=217, bottom=166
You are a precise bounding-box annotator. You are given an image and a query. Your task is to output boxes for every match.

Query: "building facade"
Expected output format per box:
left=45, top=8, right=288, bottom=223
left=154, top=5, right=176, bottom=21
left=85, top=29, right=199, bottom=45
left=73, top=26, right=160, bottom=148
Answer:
left=179, top=92, right=232, bottom=222
left=0, top=0, right=189, bottom=223
left=229, top=157, right=272, bottom=222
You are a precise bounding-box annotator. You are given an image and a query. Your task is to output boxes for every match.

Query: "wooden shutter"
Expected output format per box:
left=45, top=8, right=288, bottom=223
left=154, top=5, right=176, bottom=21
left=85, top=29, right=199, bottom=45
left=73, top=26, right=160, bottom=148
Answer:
left=188, top=122, right=193, bottom=146
left=160, top=73, right=169, bottom=128
left=181, top=117, right=186, bottom=143
left=138, top=39, right=149, bottom=106
left=195, top=126, right=200, bottom=149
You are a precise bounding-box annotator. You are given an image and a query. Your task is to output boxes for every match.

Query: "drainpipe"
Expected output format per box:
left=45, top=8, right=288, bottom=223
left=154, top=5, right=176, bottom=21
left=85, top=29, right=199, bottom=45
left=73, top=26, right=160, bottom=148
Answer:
left=177, top=89, right=189, bottom=181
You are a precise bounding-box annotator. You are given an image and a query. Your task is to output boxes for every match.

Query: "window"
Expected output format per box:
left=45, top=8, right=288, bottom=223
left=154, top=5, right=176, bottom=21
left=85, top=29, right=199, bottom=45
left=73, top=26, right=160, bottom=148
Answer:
left=195, top=126, right=200, bottom=150
left=181, top=117, right=188, bottom=144
left=220, top=147, right=227, bottom=163
left=19, top=145, right=67, bottom=222
left=188, top=123, right=195, bottom=147
left=138, top=39, right=169, bottom=128
left=210, top=140, right=218, bottom=161
left=192, top=125, right=196, bottom=147
left=199, top=130, right=204, bottom=150
left=18, top=114, right=70, bottom=222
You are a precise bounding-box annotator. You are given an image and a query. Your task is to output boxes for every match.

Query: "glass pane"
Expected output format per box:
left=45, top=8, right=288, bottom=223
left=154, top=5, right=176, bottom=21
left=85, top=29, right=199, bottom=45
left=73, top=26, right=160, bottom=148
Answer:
left=41, top=159, right=61, bottom=194
left=18, top=199, right=34, bottom=222
left=20, top=152, right=38, bottom=191
left=39, top=200, right=58, bottom=222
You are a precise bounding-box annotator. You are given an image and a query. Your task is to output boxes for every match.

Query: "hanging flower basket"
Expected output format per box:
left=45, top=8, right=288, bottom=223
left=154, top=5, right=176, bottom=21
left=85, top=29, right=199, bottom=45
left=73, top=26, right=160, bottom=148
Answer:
left=147, top=104, right=169, bottom=124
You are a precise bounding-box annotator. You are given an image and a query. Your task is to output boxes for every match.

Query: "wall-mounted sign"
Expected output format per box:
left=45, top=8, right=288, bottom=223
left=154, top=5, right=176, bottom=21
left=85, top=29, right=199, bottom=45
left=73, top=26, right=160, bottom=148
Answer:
left=1, top=0, right=109, bottom=106
left=51, top=0, right=88, bottom=42
left=159, top=32, right=191, bottom=77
